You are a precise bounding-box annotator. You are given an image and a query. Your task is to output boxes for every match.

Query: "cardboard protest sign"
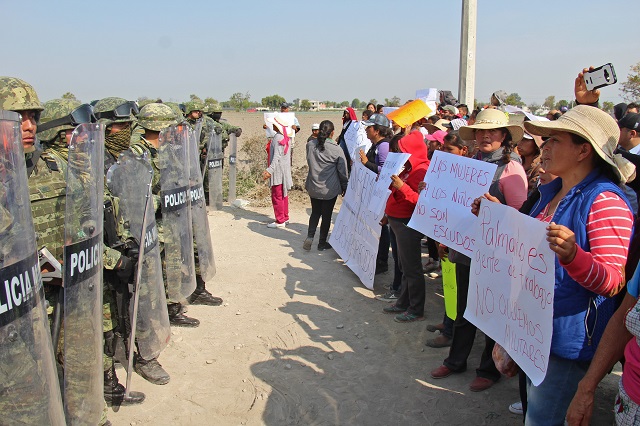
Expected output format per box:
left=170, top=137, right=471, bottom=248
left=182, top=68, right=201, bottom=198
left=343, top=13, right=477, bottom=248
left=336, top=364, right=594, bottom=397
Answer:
left=408, top=151, right=497, bottom=255
left=441, top=258, right=457, bottom=320
left=264, top=112, right=296, bottom=138
left=466, top=200, right=554, bottom=386
left=343, top=120, right=370, bottom=161
left=329, top=162, right=387, bottom=289
left=368, top=152, right=411, bottom=215
left=386, top=100, right=432, bottom=128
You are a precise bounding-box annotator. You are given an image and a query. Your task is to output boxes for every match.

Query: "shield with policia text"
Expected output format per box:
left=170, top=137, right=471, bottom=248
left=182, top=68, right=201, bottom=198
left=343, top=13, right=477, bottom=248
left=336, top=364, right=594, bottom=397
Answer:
left=158, top=124, right=196, bottom=301
left=188, top=127, right=216, bottom=281
left=63, top=122, right=105, bottom=424
left=0, top=110, right=66, bottom=425
left=107, top=150, right=170, bottom=360
left=206, top=126, right=224, bottom=210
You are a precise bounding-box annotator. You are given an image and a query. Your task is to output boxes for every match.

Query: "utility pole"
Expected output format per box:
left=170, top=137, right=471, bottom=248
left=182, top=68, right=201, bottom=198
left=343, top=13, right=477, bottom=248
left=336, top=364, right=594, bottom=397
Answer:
left=458, top=0, right=477, bottom=109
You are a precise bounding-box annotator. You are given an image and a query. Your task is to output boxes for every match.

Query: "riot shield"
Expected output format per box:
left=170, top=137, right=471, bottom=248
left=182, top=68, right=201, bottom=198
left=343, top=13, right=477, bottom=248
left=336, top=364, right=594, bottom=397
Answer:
left=0, top=111, right=65, bottom=425
left=106, top=150, right=170, bottom=360
left=63, top=122, right=104, bottom=425
left=188, top=128, right=216, bottom=282
left=206, top=128, right=224, bottom=211
left=228, top=132, right=238, bottom=203
left=158, top=124, right=196, bottom=301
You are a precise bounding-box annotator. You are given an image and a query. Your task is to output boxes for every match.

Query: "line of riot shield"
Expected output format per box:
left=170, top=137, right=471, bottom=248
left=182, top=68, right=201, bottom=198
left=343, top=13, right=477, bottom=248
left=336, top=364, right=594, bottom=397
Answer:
left=158, top=124, right=196, bottom=302
left=0, top=111, right=66, bottom=425
left=63, top=122, right=105, bottom=425
left=106, top=150, right=170, bottom=360
left=228, top=132, right=238, bottom=204
left=206, top=127, right=224, bottom=210
left=188, top=127, right=216, bottom=282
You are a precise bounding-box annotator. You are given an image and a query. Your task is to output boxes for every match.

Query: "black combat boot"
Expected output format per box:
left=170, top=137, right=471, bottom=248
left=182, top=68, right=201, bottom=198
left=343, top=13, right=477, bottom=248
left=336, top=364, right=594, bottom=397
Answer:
left=103, top=365, right=146, bottom=406
left=134, top=354, right=170, bottom=385
left=167, top=302, right=200, bottom=327
left=188, top=275, right=223, bottom=306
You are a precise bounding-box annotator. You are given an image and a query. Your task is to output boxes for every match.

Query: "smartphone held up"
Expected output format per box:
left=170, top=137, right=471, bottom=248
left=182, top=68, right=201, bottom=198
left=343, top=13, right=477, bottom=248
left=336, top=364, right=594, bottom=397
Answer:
left=584, top=63, right=617, bottom=91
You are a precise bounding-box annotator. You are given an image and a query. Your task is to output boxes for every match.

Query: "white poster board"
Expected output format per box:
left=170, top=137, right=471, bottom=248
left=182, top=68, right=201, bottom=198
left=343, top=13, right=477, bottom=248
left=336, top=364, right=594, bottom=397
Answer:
left=329, top=162, right=387, bottom=289
left=466, top=200, right=554, bottom=386
left=368, top=152, right=411, bottom=214
left=408, top=151, right=497, bottom=256
left=343, top=120, right=370, bottom=161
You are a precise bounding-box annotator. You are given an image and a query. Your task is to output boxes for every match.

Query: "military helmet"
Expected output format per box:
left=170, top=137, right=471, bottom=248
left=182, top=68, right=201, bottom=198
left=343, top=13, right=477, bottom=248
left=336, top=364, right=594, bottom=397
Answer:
left=37, top=98, right=82, bottom=142
left=0, top=76, right=44, bottom=113
left=163, top=102, right=187, bottom=123
left=183, top=99, right=204, bottom=115
left=138, top=103, right=179, bottom=132
left=204, top=102, right=222, bottom=114
left=93, top=97, right=138, bottom=125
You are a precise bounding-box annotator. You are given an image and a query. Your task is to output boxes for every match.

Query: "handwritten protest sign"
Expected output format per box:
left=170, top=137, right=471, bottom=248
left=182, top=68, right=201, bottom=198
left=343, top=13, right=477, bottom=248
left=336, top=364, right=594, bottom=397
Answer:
left=386, top=100, right=432, bottom=128
left=415, top=88, right=438, bottom=102
left=441, top=258, right=457, bottom=320
left=343, top=120, right=370, bottom=161
left=408, top=151, right=497, bottom=255
left=329, top=162, right=387, bottom=289
left=264, top=112, right=296, bottom=138
left=368, top=152, right=411, bottom=214
left=466, top=200, right=554, bottom=386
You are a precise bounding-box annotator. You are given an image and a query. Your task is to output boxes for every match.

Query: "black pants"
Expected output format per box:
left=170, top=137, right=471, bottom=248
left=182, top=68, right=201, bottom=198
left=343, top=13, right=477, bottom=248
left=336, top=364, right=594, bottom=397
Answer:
left=389, top=227, right=402, bottom=291
left=377, top=223, right=390, bottom=267
left=427, top=237, right=439, bottom=261
left=443, top=263, right=500, bottom=381
left=307, top=196, right=337, bottom=242
left=389, top=217, right=425, bottom=316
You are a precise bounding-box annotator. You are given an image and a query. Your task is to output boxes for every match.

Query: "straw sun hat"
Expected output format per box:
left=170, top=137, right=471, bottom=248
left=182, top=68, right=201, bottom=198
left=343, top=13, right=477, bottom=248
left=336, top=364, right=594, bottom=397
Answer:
left=459, top=108, right=524, bottom=143
left=524, top=105, right=635, bottom=184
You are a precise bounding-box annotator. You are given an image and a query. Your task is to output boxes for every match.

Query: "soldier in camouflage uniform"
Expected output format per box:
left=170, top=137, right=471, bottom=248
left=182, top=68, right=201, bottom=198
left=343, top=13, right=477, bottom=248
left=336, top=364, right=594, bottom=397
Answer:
left=131, top=104, right=205, bottom=326
left=204, top=101, right=242, bottom=151
left=37, top=97, right=146, bottom=411
left=0, top=76, right=66, bottom=425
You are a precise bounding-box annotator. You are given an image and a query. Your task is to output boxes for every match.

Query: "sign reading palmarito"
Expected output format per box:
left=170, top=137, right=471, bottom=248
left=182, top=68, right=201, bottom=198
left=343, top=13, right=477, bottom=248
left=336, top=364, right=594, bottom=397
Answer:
left=466, top=200, right=554, bottom=386
left=408, top=150, right=497, bottom=255
left=329, top=162, right=387, bottom=289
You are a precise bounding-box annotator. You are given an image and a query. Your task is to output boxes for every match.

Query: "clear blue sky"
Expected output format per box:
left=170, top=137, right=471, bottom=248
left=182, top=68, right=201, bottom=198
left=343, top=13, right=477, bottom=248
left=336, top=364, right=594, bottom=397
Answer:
left=3, top=0, right=636, bottom=106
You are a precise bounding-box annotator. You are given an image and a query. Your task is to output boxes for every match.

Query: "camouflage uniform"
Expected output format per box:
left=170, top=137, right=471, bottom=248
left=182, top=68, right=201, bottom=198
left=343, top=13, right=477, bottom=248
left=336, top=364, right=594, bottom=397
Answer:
left=0, top=76, right=66, bottom=425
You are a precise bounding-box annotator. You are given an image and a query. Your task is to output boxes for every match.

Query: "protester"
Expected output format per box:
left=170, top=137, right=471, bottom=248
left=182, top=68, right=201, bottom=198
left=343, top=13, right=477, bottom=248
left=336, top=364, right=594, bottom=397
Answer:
left=519, top=103, right=635, bottom=425
left=308, top=123, right=319, bottom=142
left=263, top=113, right=294, bottom=228
left=518, top=130, right=544, bottom=195
left=430, top=108, right=528, bottom=393
left=337, top=107, right=358, bottom=174
left=362, top=109, right=373, bottom=121
left=381, top=129, right=430, bottom=322
left=366, top=102, right=376, bottom=113
left=359, top=113, right=393, bottom=274
left=303, top=120, right=348, bottom=251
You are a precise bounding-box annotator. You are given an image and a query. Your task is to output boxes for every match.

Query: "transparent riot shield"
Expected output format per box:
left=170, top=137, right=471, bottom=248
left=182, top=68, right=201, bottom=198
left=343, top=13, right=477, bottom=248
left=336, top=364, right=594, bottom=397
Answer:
left=228, top=132, right=238, bottom=204
left=63, top=122, right=104, bottom=425
left=0, top=111, right=66, bottom=424
left=206, top=128, right=224, bottom=210
left=188, top=129, right=216, bottom=282
left=158, top=124, right=196, bottom=301
left=106, top=150, right=170, bottom=360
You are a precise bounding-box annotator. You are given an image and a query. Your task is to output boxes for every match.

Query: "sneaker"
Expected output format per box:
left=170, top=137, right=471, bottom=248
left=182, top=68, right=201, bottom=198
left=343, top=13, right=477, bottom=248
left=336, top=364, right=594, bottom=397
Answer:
left=508, top=401, right=523, bottom=415
left=394, top=312, right=426, bottom=323
left=383, top=304, right=406, bottom=314
left=267, top=222, right=286, bottom=229
left=318, top=242, right=332, bottom=251
left=303, top=238, right=313, bottom=251
left=376, top=290, right=399, bottom=302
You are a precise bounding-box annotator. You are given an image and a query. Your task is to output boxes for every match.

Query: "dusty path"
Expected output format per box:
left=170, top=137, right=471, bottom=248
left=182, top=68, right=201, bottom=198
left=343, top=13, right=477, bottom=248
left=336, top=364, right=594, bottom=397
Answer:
left=109, top=204, right=619, bottom=425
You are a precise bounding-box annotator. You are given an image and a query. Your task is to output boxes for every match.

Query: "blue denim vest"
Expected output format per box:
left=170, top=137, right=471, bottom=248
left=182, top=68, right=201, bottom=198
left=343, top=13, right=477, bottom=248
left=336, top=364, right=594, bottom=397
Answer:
left=528, top=170, right=631, bottom=360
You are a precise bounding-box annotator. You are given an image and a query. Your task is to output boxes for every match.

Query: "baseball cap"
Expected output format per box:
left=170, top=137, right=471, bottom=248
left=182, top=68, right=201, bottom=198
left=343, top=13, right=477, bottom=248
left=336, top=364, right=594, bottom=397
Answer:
left=443, top=105, right=459, bottom=115
left=443, top=118, right=467, bottom=131
left=311, top=123, right=320, bottom=130
left=362, top=113, right=390, bottom=128
left=425, top=130, right=447, bottom=145
left=619, top=113, right=640, bottom=131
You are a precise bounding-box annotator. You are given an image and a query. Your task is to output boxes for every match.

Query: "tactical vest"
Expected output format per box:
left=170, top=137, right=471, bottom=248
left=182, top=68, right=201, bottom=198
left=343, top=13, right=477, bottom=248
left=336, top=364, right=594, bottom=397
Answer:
left=28, top=150, right=68, bottom=261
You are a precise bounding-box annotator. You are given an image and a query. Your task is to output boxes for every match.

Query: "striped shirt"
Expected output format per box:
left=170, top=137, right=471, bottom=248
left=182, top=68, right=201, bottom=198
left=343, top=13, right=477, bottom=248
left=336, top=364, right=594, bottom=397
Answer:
left=537, top=192, right=633, bottom=296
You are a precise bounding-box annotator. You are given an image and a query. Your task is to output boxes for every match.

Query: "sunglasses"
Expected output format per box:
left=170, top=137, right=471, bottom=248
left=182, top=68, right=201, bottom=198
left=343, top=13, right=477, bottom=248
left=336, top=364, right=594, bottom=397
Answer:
left=37, top=104, right=97, bottom=133
left=95, top=101, right=139, bottom=120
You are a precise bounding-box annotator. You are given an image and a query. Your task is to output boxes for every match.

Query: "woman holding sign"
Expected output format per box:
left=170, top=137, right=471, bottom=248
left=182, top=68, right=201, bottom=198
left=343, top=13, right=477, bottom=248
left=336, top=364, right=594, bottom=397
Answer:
left=263, top=113, right=294, bottom=228
left=521, top=103, right=635, bottom=425
left=430, top=108, right=528, bottom=392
